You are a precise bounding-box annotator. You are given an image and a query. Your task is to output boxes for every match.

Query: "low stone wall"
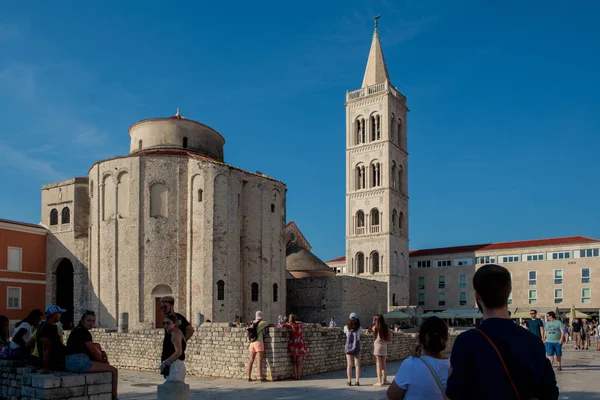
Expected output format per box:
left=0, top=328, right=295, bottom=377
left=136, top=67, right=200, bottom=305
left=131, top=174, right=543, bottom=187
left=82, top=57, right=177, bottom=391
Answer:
left=86, top=324, right=458, bottom=380
left=0, top=360, right=112, bottom=400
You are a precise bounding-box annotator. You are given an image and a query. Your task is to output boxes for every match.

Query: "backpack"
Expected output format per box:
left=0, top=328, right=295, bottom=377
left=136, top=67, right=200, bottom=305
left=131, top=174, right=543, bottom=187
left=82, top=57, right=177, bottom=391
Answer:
left=246, top=321, right=260, bottom=342
left=345, top=329, right=360, bottom=355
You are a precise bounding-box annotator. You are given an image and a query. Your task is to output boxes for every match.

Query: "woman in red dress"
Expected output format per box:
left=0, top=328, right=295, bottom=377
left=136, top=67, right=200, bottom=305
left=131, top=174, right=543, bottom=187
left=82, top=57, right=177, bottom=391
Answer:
left=285, top=314, right=307, bottom=380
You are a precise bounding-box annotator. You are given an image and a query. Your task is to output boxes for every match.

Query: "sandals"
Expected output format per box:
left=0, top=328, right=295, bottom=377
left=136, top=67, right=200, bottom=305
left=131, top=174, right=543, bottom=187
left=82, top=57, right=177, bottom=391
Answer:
left=347, top=381, right=352, bottom=386
left=355, top=381, right=360, bottom=386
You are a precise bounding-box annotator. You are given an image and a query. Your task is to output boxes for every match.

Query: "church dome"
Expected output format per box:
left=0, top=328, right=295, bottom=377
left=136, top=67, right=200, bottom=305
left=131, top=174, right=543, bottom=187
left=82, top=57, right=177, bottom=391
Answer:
left=128, top=109, right=225, bottom=161
left=286, top=243, right=336, bottom=278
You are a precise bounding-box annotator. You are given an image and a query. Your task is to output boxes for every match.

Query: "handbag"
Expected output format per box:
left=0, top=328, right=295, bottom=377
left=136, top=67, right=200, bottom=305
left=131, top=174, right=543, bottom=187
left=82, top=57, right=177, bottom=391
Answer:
left=419, top=356, right=449, bottom=400
left=474, top=328, right=521, bottom=400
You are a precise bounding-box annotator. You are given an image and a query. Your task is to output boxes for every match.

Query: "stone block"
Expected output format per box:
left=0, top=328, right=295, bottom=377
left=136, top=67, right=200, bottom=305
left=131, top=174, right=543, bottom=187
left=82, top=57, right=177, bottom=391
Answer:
left=89, top=394, right=112, bottom=400
left=61, top=374, right=86, bottom=387
left=157, top=380, right=190, bottom=400
left=85, top=372, right=112, bottom=385
left=35, top=386, right=85, bottom=399
left=87, top=383, right=112, bottom=394
left=31, top=374, right=62, bottom=389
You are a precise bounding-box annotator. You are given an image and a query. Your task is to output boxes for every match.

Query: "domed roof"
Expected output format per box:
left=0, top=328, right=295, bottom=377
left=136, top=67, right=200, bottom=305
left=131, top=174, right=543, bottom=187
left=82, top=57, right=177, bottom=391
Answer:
left=286, top=243, right=335, bottom=276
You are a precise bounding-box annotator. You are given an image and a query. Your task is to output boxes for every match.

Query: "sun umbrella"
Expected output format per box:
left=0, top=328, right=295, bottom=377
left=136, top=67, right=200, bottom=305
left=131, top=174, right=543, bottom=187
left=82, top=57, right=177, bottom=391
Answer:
left=569, top=305, right=576, bottom=326
left=421, top=311, right=438, bottom=318
left=454, top=312, right=483, bottom=319
left=433, top=311, right=456, bottom=319
left=383, top=310, right=411, bottom=319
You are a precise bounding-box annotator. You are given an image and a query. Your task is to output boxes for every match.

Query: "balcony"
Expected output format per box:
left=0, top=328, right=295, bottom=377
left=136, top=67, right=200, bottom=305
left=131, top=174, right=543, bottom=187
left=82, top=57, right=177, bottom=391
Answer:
left=355, top=227, right=365, bottom=235
left=346, top=82, right=404, bottom=102
left=370, top=225, right=380, bottom=234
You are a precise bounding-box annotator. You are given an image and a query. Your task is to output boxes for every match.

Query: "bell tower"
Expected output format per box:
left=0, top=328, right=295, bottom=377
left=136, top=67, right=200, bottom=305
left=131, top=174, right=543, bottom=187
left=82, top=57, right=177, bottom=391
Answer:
left=344, top=18, right=410, bottom=308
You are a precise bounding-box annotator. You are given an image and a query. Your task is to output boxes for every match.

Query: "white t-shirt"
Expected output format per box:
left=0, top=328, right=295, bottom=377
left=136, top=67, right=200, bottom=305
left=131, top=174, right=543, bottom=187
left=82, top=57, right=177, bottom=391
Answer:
left=393, top=355, right=450, bottom=400
left=343, top=326, right=363, bottom=338
left=10, top=322, right=33, bottom=349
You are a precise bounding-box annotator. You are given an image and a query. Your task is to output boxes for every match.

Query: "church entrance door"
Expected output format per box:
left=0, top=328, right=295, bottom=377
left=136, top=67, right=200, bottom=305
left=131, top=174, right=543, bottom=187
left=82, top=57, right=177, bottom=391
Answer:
left=55, top=259, right=74, bottom=329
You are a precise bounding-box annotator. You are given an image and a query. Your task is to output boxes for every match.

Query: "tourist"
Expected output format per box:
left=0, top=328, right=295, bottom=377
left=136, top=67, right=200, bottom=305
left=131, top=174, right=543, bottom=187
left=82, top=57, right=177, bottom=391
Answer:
left=277, top=315, right=285, bottom=328
left=246, top=310, right=271, bottom=382
left=329, top=317, right=337, bottom=328
left=160, top=314, right=186, bottom=383
left=519, top=318, right=528, bottom=329
left=160, top=296, right=194, bottom=341
left=66, top=311, right=119, bottom=400
left=581, top=320, right=588, bottom=350
left=344, top=312, right=362, bottom=386
left=526, top=310, right=545, bottom=340
left=543, top=312, right=564, bottom=371
left=370, top=314, right=392, bottom=386
left=387, top=316, right=449, bottom=399
left=9, top=309, right=43, bottom=359
left=285, top=314, right=307, bottom=380
left=38, top=305, right=67, bottom=373
left=446, top=264, right=558, bottom=399
left=571, top=318, right=583, bottom=349
left=563, top=324, right=570, bottom=344
left=585, top=320, right=593, bottom=350
left=594, top=322, right=599, bottom=351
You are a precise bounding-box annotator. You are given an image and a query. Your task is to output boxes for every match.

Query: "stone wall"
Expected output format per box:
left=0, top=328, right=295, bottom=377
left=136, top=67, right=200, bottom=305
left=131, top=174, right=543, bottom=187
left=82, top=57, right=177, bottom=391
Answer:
left=84, top=324, right=457, bottom=381
left=287, top=276, right=388, bottom=325
left=0, top=360, right=112, bottom=400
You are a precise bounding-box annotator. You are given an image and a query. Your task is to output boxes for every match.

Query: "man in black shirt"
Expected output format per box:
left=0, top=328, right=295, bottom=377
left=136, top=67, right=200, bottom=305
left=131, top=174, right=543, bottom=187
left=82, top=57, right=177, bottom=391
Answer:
left=160, top=296, right=194, bottom=341
left=39, top=305, right=67, bottom=373
left=571, top=318, right=583, bottom=349
left=446, top=264, right=558, bottom=400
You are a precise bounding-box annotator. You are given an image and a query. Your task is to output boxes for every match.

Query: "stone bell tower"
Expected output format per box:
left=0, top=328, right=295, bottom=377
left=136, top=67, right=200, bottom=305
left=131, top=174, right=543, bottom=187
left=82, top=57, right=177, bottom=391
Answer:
left=344, top=18, right=410, bottom=308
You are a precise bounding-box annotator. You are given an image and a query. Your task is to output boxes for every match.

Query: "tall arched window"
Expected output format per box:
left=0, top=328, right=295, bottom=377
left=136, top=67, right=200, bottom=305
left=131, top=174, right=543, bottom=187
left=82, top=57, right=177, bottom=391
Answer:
left=370, top=208, right=380, bottom=233
left=391, top=162, right=397, bottom=189
left=61, top=207, right=70, bottom=224
left=150, top=183, right=168, bottom=217
left=117, top=172, right=130, bottom=218
left=398, top=119, right=403, bottom=144
left=390, top=114, right=396, bottom=143
left=398, top=165, right=404, bottom=194
left=138, top=140, right=143, bottom=150
left=370, top=161, right=381, bottom=188
left=197, top=189, right=203, bottom=202
left=355, top=164, right=366, bottom=190
left=251, top=283, right=259, bottom=302
left=372, top=251, right=380, bottom=273
left=370, top=114, right=381, bottom=141
left=392, top=209, right=398, bottom=231
left=273, top=283, right=278, bottom=302
left=356, top=252, right=365, bottom=274
left=355, top=210, right=365, bottom=234
left=360, top=118, right=366, bottom=143
left=183, top=137, right=188, bottom=149
left=399, top=212, right=405, bottom=233
left=49, top=209, right=58, bottom=226
left=217, top=280, right=225, bottom=301
left=102, top=175, right=115, bottom=221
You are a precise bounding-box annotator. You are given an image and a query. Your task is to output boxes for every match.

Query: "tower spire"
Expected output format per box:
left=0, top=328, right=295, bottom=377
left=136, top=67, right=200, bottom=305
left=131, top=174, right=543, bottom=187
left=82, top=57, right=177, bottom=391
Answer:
left=361, top=15, right=391, bottom=88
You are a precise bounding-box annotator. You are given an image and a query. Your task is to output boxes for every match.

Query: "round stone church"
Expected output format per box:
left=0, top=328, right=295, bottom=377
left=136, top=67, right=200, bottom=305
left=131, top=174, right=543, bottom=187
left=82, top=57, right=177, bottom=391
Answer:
left=42, top=111, right=287, bottom=329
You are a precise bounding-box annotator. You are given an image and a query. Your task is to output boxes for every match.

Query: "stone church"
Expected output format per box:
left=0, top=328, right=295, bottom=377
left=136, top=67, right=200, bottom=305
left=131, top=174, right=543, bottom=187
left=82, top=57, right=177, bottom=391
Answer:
left=42, top=111, right=287, bottom=329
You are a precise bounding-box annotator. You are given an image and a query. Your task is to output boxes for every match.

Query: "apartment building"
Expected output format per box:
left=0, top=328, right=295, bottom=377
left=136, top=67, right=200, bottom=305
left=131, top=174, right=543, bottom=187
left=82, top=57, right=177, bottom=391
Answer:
left=0, top=219, right=47, bottom=322
left=409, top=236, right=600, bottom=315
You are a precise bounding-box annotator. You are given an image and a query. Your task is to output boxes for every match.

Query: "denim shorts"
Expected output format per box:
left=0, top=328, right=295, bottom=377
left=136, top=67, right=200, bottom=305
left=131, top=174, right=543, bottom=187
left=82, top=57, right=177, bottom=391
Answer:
left=66, top=353, right=93, bottom=373
left=545, top=342, right=562, bottom=357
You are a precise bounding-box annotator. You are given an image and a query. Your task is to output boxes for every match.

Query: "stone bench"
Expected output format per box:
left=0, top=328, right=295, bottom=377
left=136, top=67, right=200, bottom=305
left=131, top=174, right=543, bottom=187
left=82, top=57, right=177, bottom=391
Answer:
left=0, top=360, right=112, bottom=400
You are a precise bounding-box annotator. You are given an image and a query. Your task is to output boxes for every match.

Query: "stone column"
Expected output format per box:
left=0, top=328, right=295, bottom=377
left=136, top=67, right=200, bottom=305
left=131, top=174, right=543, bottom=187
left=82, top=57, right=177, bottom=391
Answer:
left=118, top=312, right=128, bottom=333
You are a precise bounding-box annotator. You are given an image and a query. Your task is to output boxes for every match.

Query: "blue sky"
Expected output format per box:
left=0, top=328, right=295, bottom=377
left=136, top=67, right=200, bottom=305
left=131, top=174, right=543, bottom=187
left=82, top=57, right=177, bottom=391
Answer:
left=1, top=1, right=599, bottom=261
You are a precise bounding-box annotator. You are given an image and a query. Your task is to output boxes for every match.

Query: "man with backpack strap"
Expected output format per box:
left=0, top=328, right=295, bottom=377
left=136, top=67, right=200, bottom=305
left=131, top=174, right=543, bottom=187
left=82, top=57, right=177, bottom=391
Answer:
left=246, top=311, right=272, bottom=382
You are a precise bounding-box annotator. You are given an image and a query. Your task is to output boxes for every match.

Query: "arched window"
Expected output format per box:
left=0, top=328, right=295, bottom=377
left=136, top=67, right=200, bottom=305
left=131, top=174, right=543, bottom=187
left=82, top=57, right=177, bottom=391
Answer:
left=392, top=209, right=398, bottom=231
left=197, top=189, right=203, bottom=202
left=251, top=283, right=259, bottom=302
left=150, top=183, right=168, bottom=217
left=356, top=252, right=365, bottom=274
left=271, top=204, right=275, bottom=213
left=102, top=175, right=115, bottom=221
left=399, top=212, right=405, bottom=233
left=371, top=208, right=380, bottom=233
left=398, top=119, right=403, bottom=144
left=360, top=118, right=366, bottom=144
left=370, top=114, right=381, bottom=141
left=390, top=114, right=395, bottom=143
left=217, top=280, right=225, bottom=301
left=355, top=210, right=365, bottom=234
left=61, top=207, right=70, bottom=224
left=391, top=162, right=396, bottom=189
left=273, top=283, right=278, bottom=302
left=370, top=162, right=381, bottom=188
left=398, top=165, right=404, bottom=193
left=49, top=209, right=58, bottom=226
left=355, top=164, right=366, bottom=190
left=117, top=172, right=130, bottom=218
left=138, top=140, right=143, bottom=150
left=183, top=137, right=188, bottom=149
left=372, top=251, right=380, bottom=273
left=355, top=119, right=363, bottom=145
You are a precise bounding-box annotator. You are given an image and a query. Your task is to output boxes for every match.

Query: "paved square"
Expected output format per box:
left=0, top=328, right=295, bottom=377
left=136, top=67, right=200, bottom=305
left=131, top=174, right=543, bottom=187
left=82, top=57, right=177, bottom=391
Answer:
left=117, top=348, right=600, bottom=399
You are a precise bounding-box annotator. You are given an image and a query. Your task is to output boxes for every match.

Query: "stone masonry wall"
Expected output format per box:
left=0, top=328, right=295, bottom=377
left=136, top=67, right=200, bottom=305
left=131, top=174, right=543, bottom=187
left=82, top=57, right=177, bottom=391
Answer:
left=84, top=324, right=457, bottom=381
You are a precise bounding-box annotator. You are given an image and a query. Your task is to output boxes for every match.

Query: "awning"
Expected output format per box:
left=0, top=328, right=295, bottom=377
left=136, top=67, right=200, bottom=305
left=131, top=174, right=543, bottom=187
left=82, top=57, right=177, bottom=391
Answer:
left=383, top=310, right=411, bottom=319
left=454, top=311, right=483, bottom=319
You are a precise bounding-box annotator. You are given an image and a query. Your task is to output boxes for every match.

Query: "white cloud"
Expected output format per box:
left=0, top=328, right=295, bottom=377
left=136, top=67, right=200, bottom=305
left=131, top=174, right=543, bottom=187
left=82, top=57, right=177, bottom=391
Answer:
left=0, top=142, right=66, bottom=181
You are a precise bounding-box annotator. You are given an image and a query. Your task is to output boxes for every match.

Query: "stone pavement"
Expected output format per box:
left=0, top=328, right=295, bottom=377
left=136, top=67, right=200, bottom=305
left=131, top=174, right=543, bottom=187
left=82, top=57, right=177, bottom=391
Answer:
left=118, top=349, right=600, bottom=399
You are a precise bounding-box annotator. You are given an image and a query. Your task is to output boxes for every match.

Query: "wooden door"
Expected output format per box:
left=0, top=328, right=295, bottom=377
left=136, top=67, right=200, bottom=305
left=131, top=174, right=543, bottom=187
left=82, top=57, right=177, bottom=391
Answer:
left=155, top=297, right=163, bottom=328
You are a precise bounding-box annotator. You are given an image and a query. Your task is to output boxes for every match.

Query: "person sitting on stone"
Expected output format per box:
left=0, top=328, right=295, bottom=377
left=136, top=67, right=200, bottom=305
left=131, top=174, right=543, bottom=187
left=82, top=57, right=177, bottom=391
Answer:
left=160, top=296, right=194, bottom=341
left=65, top=310, right=119, bottom=400
left=9, top=309, right=43, bottom=359
left=160, top=314, right=186, bottom=383
left=38, top=305, right=67, bottom=373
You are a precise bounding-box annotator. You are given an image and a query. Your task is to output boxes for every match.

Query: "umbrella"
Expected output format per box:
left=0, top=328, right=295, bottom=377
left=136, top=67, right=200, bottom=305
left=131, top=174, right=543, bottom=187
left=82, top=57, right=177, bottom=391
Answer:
left=569, top=305, right=576, bottom=326
left=421, top=311, right=438, bottom=318
left=454, top=312, right=483, bottom=319
left=433, top=311, right=456, bottom=319
left=383, top=310, right=411, bottom=319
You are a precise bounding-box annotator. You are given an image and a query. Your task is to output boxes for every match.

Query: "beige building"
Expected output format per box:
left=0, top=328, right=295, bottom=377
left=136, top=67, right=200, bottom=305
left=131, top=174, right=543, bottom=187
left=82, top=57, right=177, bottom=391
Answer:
left=42, top=112, right=287, bottom=329
left=409, top=236, right=600, bottom=315
left=340, top=24, right=410, bottom=308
